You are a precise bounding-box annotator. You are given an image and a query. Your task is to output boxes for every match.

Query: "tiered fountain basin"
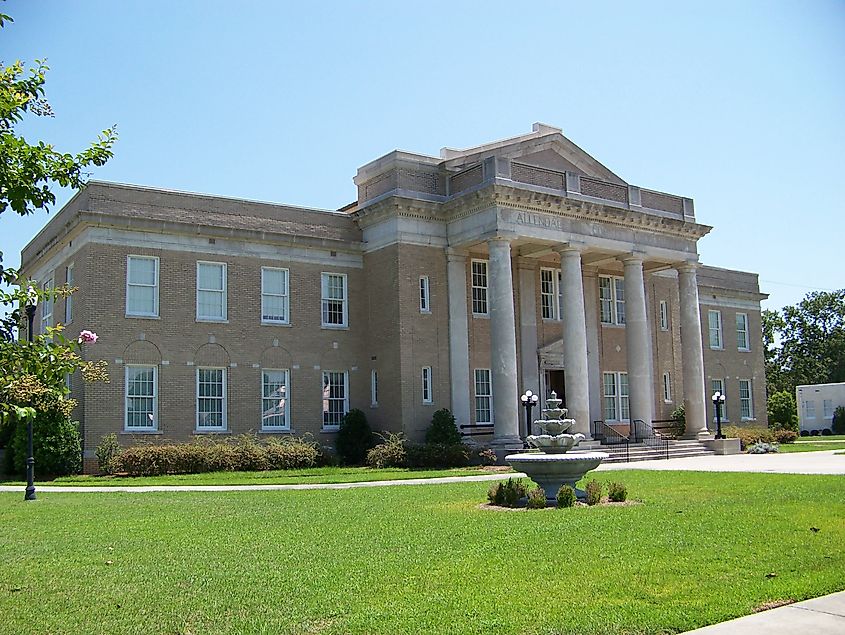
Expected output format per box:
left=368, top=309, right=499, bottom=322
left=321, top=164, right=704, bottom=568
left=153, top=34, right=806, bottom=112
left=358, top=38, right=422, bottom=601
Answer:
left=505, top=392, right=607, bottom=501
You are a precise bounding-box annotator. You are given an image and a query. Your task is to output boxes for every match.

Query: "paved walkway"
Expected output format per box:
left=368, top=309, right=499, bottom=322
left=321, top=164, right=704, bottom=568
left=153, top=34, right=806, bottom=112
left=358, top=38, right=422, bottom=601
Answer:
left=681, top=590, right=845, bottom=634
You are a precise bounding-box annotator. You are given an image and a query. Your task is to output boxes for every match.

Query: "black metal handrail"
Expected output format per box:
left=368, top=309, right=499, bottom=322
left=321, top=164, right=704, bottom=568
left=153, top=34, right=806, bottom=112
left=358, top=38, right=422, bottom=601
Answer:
left=651, top=418, right=684, bottom=439
left=460, top=423, right=493, bottom=437
left=592, top=420, right=630, bottom=462
left=632, top=419, right=669, bottom=459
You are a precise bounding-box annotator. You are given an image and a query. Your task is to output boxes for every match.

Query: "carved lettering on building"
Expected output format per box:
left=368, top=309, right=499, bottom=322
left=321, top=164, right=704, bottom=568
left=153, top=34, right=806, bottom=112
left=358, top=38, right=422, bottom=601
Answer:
left=513, top=212, right=563, bottom=231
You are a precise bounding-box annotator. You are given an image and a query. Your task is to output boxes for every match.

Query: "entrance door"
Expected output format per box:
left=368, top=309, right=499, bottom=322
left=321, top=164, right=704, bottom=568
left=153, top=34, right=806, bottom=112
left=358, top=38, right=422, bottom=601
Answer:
left=544, top=370, right=566, bottom=407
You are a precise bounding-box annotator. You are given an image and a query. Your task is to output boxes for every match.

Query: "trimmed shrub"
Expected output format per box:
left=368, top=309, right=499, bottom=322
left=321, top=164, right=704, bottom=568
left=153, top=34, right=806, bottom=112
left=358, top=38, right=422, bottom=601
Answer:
left=487, top=481, right=505, bottom=506
left=772, top=429, right=798, bottom=444
left=833, top=406, right=845, bottom=435
left=95, top=433, right=122, bottom=475
left=425, top=408, right=461, bottom=445
left=405, top=442, right=470, bottom=468
left=767, top=390, right=798, bottom=432
left=526, top=487, right=547, bottom=509
left=748, top=441, right=779, bottom=454
left=556, top=485, right=576, bottom=508
left=584, top=479, right=602, bottom=506
left=821, top=428, right=833, bottom=436
left=476, top=448, right=498, bottom=466
left=800, top=430, right=810, bottom=437
left=263, top=437, right=319, bottom=470
left=724, top=425, right=774, bottom=451
left=607, top=481, right=627, bottom=502
left=669, top=405, right=686, bottom=437
left=502, top=478, right=527, bottom=507
left=366, top=433, right=407, bottom=469
left=335, top=409, right=373, bottom=465
left=810, top=429, right=820, bottom=436
left=9, top=411, right=81, bottom=477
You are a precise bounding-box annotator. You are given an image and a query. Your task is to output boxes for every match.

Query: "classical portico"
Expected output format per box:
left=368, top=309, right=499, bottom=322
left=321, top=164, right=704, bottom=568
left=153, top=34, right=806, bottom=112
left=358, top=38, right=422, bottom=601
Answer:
left=353, top=123, right=718, bottom=444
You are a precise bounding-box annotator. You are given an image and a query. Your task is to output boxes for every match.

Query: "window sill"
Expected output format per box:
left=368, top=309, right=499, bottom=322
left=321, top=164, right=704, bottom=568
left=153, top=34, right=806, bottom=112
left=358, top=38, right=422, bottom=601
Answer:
left=321, top=324, right=349, bottom=330
left=259, top=429, right=295, bottom=434
left=126, top=314, right=160, bottom=320
left=370, top=403, right=379, bottom=409
left=601, top=323, right=625, bottom=328
left=663, top=399, right=673, bottom=404
left=321, top=427, right=340, bottom=433
left=738, top=348, right=751, bottom=353
left=261, top=321, right=291, bottom=327
left=542, top=318, right=562, bottom=323
left=121, top=430, right=162, bottom=435
left=472, top=313, right=489, bottom=319
left=420, top=310, right=431, bottom=315
left=196, top=318, right=229, bottom=324
left=193, top=429, right=231, bottom=435
left=710, top=346, right=724, bottom=351
left=741, top=417, right=756, bottom=422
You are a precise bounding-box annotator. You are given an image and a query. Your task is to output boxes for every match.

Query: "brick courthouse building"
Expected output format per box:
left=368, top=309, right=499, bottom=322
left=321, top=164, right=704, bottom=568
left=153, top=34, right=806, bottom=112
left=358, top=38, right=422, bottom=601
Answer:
left=21, top=124, right=767, bottom=467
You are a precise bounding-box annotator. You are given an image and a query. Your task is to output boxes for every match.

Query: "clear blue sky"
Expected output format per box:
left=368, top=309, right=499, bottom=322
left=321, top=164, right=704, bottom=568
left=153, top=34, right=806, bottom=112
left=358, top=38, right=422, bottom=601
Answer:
left=2, top=0, right=843, bottom=310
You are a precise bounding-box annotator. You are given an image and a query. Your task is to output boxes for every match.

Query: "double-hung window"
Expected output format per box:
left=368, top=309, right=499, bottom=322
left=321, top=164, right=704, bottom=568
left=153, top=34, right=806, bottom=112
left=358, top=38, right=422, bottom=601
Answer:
left=662, top=372, right=672, bottom=403
left=823, top=399, right=834, bottom=419
left=371, top=370, right=378, bottom=407
left=603, top=372, right=629, bottom=421
left=708, top=310, right=723, bottom=349
left=125, top=365, right=157, bottom=431
left=322, top=371, right=348, bottom=429
left=738, top=379, right=753, bottom=420
left=197, top=367, right=226, bottom=430
left=803, top=399, right=816, bottom=420
left=540, top=268, right=562, bottom=320
left=471, top=260, right=488, bottom=316
left=659, top=300, right=669, bottom=331
left=126, top=256, right=159, bottom=317
left=261, top=369, right=289, bottom=430
left=474, top=369, right=492, bottom=425
left=422, top=366, right=433, bottom=404
left=321, top=273, right=348, bottom=327
left=41, top=276, right=54, bottom=332
left=599, top=276, right=625, bottom=325
left=711, top=379, right=727, bottom=419
left=65, top=264, right=74, bottom=324
left=261, top=267, right=289, bottom=324
left=736, top=313, right=749, bottom=351
left=197, top=262, right=227, bottom=321
left=419, top=276, right=430, bottom=313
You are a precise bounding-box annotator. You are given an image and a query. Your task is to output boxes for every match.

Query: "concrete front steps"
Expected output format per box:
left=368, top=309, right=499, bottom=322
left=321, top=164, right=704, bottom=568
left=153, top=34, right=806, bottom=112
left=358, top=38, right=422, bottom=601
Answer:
left=598, top=439, right=716, bottom=463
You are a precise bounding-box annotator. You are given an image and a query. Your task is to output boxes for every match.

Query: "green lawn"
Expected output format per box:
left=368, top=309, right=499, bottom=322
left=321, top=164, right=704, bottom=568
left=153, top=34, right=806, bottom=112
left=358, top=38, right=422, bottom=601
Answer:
left=1, top=471, right=843, bottom=635
left=796, top=434, right=845, bottom=441
left=0, top=465, right=505, bottom=487
left=778, top=442, right=845, bottom=453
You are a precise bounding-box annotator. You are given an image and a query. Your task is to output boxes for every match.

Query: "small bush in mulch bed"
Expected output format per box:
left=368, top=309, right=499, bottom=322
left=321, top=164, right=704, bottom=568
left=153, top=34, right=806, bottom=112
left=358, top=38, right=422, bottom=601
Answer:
left=608, top=481, right=628, bottom=502
left=526, top=487, right=546, bottom=509
left=486, top=478, right=527, bottom=508
left=584, top=479, right=603, bottom=506
left=556, top=485, right=576, bottom=508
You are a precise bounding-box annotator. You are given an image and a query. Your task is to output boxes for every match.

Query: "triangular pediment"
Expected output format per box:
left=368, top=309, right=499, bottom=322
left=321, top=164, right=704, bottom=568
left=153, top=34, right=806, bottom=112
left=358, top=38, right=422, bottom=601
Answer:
left=440, top=123, right=627, bottom=185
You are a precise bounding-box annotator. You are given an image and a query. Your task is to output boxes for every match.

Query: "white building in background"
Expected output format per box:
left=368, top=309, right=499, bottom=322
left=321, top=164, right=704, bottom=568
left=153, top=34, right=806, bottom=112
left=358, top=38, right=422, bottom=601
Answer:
left=796, top=382, right=845, bottom=433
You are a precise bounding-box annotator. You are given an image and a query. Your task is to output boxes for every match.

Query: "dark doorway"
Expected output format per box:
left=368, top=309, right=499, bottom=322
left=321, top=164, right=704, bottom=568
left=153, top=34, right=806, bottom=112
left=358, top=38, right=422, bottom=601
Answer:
left=544, top=370, right=566, bottom=407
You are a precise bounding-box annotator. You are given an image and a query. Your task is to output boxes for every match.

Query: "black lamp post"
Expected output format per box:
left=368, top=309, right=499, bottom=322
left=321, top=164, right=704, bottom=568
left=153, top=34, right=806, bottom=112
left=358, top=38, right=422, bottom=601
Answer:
left=24, top=285, right=38, bottom=502
left=520, top=389, right=539, bottom=438
left=712, top=391, right=726, bottom=440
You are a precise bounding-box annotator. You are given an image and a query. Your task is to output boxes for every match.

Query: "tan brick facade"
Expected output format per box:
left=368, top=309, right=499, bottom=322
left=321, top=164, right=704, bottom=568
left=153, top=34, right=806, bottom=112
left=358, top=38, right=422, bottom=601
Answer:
left=21, top=124, right=768, bottom=468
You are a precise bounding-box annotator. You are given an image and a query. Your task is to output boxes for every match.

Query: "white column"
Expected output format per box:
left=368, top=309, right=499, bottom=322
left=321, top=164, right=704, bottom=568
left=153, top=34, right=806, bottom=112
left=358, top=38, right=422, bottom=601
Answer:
left=446, top=249, right=471, bottom=428
left=517, top=258, right=539, bottom=437
left=487, top=237, right=521, bottom=446
left=556, top=246, right=591, bottom=438
left=677, top=263, right=710, bottom=438
left=583, top=266, right=602, bottom=428
left=621, top=254, right=653, bottom=426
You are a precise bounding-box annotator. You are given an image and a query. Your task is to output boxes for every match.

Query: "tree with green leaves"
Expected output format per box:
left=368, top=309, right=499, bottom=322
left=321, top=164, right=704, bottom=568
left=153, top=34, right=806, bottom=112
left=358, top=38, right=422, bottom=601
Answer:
left=0, top=11, right=116, bottom=473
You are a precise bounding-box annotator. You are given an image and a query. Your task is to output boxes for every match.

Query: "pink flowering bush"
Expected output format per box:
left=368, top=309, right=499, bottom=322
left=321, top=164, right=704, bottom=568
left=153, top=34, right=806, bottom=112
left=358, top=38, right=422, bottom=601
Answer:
left=78, top=330, right=98, bottom=344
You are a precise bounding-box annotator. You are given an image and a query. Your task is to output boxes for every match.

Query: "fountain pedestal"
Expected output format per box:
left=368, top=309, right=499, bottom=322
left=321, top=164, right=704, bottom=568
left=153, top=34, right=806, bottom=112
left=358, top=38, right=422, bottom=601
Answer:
left=505, top=391, right=607, bottom=502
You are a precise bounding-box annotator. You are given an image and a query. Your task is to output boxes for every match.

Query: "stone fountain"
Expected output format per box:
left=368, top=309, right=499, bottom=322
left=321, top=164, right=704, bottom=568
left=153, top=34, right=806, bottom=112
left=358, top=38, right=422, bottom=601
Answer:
left=505, top=391, right=608, bottom=502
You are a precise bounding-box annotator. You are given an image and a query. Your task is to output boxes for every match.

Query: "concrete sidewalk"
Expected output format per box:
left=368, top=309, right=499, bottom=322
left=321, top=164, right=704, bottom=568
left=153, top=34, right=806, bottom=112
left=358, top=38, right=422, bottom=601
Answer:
left=682, top=591, right=845, bottom=634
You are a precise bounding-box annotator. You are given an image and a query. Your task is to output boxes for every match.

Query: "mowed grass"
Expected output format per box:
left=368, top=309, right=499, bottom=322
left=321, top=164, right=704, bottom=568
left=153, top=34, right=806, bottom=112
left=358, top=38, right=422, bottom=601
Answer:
left=1, top=465, right=503, bottom=487
left=1, top=471, right=844, bottom=635
left=777, top=442, right=845, bottom=453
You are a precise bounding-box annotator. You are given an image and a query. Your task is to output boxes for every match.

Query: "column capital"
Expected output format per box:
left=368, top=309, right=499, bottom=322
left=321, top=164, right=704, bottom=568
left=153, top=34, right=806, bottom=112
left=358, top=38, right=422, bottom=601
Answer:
left=487, top=234, right=515, bottom=247
left=553, top=242, right=586, bottom=257
left=618, top=252, right=645, bottom=266
left=446, top=247, right=468, bottom=263
left=675, top=261, right=699, bottom=274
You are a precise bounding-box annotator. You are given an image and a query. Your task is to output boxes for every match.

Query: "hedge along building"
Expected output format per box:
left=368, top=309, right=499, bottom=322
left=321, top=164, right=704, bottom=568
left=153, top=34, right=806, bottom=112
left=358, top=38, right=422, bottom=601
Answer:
left=21, top=123, right=768, bottom=469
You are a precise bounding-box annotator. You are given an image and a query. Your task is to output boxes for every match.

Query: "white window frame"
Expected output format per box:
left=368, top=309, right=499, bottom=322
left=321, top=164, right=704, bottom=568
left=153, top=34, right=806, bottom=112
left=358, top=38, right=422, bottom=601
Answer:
left=65, top=263, right=74, bottom=324
left=419, top=276, right=431, bottom=313
left=738, top=379, right=753, bottom=420
left=422, top=366, right=433, bottom=404
left=196, top=261, right=227, bottom=322
left=474, top=368, right=492, bottom=425
left=322, top=370, right=349, bottom=430
left=41, top=276, right=54, bottom=332
left=370, top=369, right=378, bottom=408
left=603, top=371, right=630, bottom=422
left=659, top=300, right=669, bottom=331
left=662, top=372, right=672, bottom=403
left=196, top=367, right=227, bottom=431
left=711, top=378, right=727, bottom=420
left=471, top=259, right=488, bottom=316
left=599, top=275, right=625, bottom=325
left=540, top=267, right=562, bottom=320
left=261, top=369, right=290, bottom=431
left=261, top=267, right=290, bottom=324
left=823, top=399, right=834, bottom=419
left=736, top=312, right=750, bottom=351
left=126, top=255, right=160, bottom=318
left=708, top=310, right=723, bottom=350
left=124, top=365, right=158, bottom=432
left=321, top=272, right=348, bottom=328
left=803, top=399, right=816, bottom=420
